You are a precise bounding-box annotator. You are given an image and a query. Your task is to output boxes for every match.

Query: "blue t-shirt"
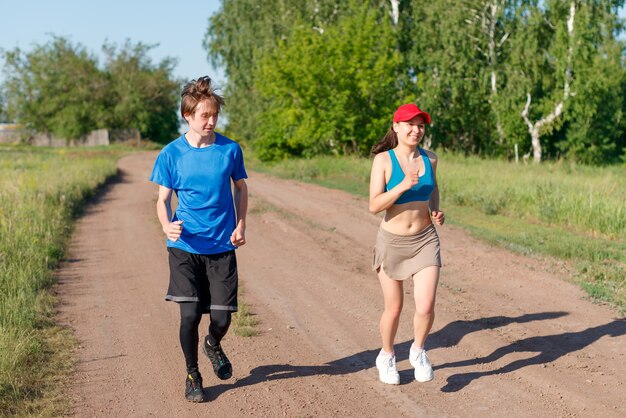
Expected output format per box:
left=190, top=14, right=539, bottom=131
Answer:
left=149, top=133, right=248, bottom=255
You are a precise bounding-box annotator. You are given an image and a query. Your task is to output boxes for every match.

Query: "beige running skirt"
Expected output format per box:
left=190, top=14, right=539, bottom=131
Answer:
left=372, top=223, right=441, bottom=281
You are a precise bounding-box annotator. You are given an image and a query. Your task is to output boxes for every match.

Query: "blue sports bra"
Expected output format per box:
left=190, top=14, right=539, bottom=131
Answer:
left=385, top=148, right=435, bottom=204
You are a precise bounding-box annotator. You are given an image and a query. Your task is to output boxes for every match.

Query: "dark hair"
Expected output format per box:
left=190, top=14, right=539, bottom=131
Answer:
left=180, top=76, right=225, bottom=120
left=371, top=127, right=397, bottom=155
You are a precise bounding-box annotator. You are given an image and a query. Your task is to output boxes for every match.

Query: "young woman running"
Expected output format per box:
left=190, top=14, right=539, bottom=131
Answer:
left=369, top=103, right=445, bottom=385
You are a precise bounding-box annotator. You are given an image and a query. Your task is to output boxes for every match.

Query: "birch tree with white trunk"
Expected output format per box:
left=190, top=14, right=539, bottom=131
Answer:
left=468, top=0, right=510, bottom=144
left=521, top=1, right=575, bottom=163
left=389, top=0, right=399, bottom=25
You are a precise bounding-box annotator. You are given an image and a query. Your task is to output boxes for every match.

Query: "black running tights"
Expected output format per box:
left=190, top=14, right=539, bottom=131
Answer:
left=179, top=302, right=232, bottom=373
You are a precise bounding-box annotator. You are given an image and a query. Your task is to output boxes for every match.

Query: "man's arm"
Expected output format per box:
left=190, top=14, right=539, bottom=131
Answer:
left=230, top=178, right=248, bottom=246
left=156, top=185, right=183, bottom=241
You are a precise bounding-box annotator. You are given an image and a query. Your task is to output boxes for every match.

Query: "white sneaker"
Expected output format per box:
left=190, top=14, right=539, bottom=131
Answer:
left=376, top=352, right=400, bottom=385
left=409, top=348, right=434, bottom=382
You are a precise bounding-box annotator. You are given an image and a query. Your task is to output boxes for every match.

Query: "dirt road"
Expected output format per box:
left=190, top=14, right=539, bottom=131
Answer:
left=55, top=152, right=625, bottom=417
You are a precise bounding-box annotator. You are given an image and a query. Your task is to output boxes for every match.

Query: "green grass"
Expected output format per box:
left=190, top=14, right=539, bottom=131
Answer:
left=0, top=145, right=123, bottom=416
left=446, top=204, right=625, bottom=308
left=232, top=285, right=260, bottom=337
left=439, top=154, right=625, bottom=240
left=247, top=152, right=625, bottom=314
left=248, top=154, right=371, bottom=196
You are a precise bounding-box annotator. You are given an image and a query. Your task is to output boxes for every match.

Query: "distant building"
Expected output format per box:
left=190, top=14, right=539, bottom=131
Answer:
left=0, top=123, right=22, bottom=143
left=0, top=124, right=141, bottom=146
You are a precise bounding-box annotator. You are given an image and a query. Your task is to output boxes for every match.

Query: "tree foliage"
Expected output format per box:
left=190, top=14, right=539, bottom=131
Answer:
left=207, top=0, right=625, bottom=164
left=404, top=0, right=505, bottom=155
left=2, top=37, right=107, bottom=140
left=102, top=41, right=181, bottom=143
left=1, top=36, right=180, bottom=143
left=557, top=1, right=626, bottom=163
left=204, top=0, right=346, bottom=152
left=252, top=1, right=404, bottom=159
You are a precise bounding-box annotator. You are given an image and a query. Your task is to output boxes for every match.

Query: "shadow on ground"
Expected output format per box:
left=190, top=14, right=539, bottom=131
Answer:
left=437, top=317, right=625, bottom=392
left=206, top=312, right=626, bottom=399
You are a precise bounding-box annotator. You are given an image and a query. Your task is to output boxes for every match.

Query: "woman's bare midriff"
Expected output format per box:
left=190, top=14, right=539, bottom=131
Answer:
left=381, top=200, right=432, bottom=235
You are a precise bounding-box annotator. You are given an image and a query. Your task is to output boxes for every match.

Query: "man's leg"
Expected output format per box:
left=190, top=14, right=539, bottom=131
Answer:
left=179, top=302, right=208, bottom=402
left=207, top=309, right=232, bottom=347
left=179, top=302, right=202, bottom=374
left=202, top=250, right=238, bottom=380
left=168, top=248, right=209, bottom=402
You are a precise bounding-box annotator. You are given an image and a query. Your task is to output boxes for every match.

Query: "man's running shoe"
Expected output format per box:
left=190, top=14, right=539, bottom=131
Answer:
left=185, top=371, right=208, bottom=403
left=203, top=336, right=233, bottom=380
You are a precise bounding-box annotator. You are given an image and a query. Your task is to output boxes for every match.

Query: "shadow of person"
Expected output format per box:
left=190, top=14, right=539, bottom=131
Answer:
left=206, top=311, right=570, bottom=400
left=427, top=311, right=569, bottom=351
left=207, top=346, right=388, bottom=400
left=438, top=318, right=626, bottom=393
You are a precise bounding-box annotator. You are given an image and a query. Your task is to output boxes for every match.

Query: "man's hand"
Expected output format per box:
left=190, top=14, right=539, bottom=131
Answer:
left=230, top=225, right=246, bottom=247
left=164, top=220, right=183, bottom=242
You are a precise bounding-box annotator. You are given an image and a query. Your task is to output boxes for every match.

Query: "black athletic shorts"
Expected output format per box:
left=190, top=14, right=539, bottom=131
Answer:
left=166, top=247, right=238, bottom=313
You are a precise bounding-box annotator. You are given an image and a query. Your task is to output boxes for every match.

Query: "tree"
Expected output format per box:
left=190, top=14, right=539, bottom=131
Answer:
left=102, top=41, right=181, bottom=143
left=405, top=0, right=498, bottom=154
left=251, top=1, right=404, bottom=160
left=520, top=1, right=576, bottom=163
left=204, top=0, right=347, bottom=146
left=2, top=36, right=107, bottom=140
left=1, top=36, right=181, bottom=143
left=204, top=0, right=626, bottom=164
left=467, top=0, right=519, bottom=147
left=501, top=0, right=625, bottom=163
left=0, top=91, right=6, bottom=122
left=556, top=0, right=626, bottom=164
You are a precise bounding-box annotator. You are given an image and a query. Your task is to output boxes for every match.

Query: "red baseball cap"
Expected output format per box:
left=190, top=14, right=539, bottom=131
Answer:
left=393, top=103, right=431, bottom=124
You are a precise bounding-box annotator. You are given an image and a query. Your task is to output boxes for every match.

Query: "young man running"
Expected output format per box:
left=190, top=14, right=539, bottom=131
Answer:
left=150, top=76, right=248, bottom=402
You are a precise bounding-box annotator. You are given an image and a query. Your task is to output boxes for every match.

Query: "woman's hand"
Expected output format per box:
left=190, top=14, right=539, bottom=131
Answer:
left=431, top=210, right=445, bottom=226
left=400, top=168, right=419, bottom=191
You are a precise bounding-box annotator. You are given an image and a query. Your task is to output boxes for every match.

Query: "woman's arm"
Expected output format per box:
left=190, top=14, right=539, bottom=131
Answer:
left=427, top=153, right=445, bottom=225
left=369, top=153, right=416, bottom=214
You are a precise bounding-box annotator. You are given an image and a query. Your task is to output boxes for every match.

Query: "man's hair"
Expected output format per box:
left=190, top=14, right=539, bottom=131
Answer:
left=180, top=76, right=225, bottom=120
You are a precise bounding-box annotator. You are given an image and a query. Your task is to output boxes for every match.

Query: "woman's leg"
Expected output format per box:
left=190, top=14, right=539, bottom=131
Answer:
left=378, top=267, right=404, bottom=353
left=412, top=266, right=440, bottom=346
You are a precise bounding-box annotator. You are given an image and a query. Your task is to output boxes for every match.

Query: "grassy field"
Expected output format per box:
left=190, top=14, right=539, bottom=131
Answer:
left=247, top=152, right=625, bottom=314
left=0, top=145, right=122, bottom=416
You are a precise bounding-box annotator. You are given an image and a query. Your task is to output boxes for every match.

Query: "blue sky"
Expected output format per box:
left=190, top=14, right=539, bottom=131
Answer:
left=0, top=0, right=224, bottom=85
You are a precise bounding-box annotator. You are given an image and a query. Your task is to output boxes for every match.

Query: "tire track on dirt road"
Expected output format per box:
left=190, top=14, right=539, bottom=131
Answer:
left=56, top=152, right=625, bottom=417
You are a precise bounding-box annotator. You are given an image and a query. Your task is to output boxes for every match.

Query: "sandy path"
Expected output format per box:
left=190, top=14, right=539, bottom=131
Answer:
left=56, top=152, right=625, bottom=417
